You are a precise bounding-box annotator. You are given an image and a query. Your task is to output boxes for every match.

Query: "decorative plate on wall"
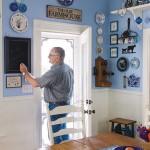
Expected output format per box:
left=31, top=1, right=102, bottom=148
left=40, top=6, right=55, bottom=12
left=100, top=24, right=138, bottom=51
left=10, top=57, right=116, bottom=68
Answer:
left=96, top=36, right=103, bottom=44
left=10, top=2, right=18, bottom=12
left=97, top=27, right=102, bottom=35
left=10, top=13, right=28, bottom=32
left=127, top=74, right=140, bottom=88
left=19, top=3, right=27, bottom=13
left=95, top=12, right=105, bottom=25
left=130, top=57, right=140, bottom=69
left=117, top=57, right=128, bottom=72
left=96, top=46, right=103, bottom=55
left=58, top=0, right=74, bottom=6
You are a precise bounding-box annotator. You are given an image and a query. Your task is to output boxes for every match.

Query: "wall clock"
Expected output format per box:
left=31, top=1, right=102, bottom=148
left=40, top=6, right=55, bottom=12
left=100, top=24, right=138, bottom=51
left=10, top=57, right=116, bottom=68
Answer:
left=58, top=0, right=74, bottom=6
left=10, top=13, right=28, bottom=32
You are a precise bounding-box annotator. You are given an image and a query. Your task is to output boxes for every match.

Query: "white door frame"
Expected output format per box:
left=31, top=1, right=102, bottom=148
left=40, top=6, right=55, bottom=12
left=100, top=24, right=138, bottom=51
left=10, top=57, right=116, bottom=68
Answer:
left=33, top=20, right=92, bottom=147
left=143, top=29, right=150, bottom=126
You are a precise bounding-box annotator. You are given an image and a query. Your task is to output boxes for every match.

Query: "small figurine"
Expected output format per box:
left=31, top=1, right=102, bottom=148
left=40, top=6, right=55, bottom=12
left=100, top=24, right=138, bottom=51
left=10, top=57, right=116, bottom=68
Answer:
left=122, top=45, right=136, bottom=54
left=125, top=0, right=133, bottom=7
left=137, top=0, right=144, bottom=5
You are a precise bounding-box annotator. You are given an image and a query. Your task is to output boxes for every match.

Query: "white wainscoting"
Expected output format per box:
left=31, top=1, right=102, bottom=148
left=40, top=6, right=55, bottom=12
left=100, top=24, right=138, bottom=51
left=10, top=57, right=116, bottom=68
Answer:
left=0, top=89, right=143, bottom=149
left=92, top=89, right=142, bottom=137
left=92, top=89, right=109, bottom=136
left=0, top=97, right=36, bottom=150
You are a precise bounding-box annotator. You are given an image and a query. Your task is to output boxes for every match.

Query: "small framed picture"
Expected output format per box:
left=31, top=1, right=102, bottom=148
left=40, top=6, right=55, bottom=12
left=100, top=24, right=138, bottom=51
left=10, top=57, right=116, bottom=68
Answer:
left=110, top=34, right=118, bottom=45
left=6, top=76, right=22, bottom=88
left=110, top=47, right=118, bottom=58
left=110, top=21, right=118, bottom=32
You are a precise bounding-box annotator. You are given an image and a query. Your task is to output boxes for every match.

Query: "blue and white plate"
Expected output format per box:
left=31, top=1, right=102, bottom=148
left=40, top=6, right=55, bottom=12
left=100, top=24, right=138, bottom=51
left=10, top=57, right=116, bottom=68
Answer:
left=58, top=0, right=74, bottom=6
left=95, top=12, right=105, bottom=25
left=130, top=57, right=140, bottom=69
left=115, top=146, right=143, bottom=150
left=10, top=2, right=18, bottom=12
left=127, top=74, right=140, bottom=88
left=19, top=3, right=27, bottom=13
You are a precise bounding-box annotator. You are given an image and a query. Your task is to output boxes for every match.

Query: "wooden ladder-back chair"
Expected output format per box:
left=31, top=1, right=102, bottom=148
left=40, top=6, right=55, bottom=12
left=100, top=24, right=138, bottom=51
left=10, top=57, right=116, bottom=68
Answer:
left=45, top=101, right=86, bottom=145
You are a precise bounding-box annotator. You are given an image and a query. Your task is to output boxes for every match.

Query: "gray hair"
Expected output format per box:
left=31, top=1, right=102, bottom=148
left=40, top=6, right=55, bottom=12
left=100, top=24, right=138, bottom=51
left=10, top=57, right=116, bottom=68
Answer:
left=53, top=47, right=65, bottom=60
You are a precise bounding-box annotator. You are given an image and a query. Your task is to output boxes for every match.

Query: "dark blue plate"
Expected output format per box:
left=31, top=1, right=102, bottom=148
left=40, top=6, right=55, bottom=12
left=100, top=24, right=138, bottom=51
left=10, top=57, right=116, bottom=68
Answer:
left=58, top=0, right=74, bottom=6
left=115, top=146, right=143, bottom=150
left=19, top=3, right=27, bottom=13
left=117, top=57, right=128, bottom=72
left=10, top=2, right=18, bottom=12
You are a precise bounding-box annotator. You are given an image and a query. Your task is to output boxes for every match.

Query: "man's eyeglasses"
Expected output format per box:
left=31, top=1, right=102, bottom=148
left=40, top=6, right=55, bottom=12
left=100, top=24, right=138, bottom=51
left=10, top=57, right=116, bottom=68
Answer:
left=48, top=54, right=59, bottom=58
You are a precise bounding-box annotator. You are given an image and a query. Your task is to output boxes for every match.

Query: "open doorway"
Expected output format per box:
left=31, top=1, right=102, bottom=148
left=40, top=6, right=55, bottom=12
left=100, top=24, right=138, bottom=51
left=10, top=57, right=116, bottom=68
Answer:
left=33, top=20, right=92, bottom=148
left=41, top=34, right=74, bottom=146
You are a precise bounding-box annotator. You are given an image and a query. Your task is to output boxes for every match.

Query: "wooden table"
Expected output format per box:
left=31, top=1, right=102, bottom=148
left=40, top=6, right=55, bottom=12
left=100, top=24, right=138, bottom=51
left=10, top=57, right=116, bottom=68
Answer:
left=39, top=132, right=150, bottom=150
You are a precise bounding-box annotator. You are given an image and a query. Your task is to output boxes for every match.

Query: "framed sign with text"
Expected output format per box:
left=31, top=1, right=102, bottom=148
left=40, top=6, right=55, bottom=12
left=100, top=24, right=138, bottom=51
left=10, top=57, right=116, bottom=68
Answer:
left=46, top=5, right=82, bottom=22
left=6, top=75, right=22, bottom=88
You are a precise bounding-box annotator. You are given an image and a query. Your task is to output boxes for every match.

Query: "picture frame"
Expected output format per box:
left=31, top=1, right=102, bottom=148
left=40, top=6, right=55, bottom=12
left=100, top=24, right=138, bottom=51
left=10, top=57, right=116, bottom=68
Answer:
left=110, top=21, right=118, bottom=32
left=110, top=34, right=118, bottom=45
left=4, top=36, right=31, bottom=73
left=110, top=47, right=118, bottom=58
left=6, top=75, right=22, bottom=88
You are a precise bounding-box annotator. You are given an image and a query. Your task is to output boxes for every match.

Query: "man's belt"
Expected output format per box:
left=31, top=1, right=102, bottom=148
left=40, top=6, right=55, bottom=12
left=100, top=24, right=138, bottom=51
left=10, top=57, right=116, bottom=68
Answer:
left=49, top=101, right=68, bottom=105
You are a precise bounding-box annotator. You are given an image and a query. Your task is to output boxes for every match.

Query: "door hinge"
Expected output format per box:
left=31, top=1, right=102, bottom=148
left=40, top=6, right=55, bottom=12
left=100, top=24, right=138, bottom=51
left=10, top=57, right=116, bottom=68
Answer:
left=84, top=109, right=95, bottom=114
left=86, top=100, right=93, bottom=104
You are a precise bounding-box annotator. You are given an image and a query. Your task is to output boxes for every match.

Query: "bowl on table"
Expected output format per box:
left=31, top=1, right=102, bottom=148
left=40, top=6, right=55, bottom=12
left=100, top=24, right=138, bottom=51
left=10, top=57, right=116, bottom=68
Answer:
left=114, top=146, right=143, bottom=150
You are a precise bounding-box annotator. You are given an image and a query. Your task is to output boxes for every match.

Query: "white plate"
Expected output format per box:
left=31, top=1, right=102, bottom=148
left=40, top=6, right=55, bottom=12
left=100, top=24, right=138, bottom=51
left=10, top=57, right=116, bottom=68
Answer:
left=95, top=12, right=105, bottom=25
left=96, top=36, right=103, bottom=44
left=15, top=0, right=22, bottom=3
left=130, top=57, right=140, bottom=69
left=96, top=46, right=103, bottom=55
left=97, top=27, right=102, bottom=35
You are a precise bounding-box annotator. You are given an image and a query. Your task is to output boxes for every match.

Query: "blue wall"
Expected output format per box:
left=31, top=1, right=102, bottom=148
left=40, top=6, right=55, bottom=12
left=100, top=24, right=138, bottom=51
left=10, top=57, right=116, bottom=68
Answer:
left=2, top=0, right=109, bottom=96
left=108, top=0, right=150, bottom=92
left=3, top=0, right=150, bottom=97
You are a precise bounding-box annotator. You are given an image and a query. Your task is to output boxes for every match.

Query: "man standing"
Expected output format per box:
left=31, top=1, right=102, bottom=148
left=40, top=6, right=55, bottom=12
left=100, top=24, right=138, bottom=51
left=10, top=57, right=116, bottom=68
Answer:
left=20, top=47, right=74, bottom=144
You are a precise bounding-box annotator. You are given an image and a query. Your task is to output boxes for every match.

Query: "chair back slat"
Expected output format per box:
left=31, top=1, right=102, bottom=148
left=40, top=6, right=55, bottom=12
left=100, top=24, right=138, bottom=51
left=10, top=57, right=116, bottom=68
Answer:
left=45, top=101, right=86, bottom=145
left=47, top=105, right=83, bottom=115
left=53, top=128, right=84, bottom=137
left=51, top=117, right=83, bottom=125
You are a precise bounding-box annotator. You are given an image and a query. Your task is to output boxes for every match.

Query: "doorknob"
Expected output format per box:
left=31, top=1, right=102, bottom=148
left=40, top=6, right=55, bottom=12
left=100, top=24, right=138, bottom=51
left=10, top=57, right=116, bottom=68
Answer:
left=86, top=100, right=93, bottom=104
left=89, top=110, right=95, bottom=114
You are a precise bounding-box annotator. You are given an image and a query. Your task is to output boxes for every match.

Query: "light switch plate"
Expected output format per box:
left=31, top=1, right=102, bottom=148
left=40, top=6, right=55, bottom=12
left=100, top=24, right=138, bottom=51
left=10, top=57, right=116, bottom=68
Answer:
left=22, top=85, right=33, bottom=93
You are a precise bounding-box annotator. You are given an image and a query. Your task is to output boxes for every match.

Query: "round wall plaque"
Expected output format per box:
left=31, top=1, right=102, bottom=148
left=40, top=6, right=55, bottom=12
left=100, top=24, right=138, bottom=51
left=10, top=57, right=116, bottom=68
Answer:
left=117, top=57, right=128, bottom=72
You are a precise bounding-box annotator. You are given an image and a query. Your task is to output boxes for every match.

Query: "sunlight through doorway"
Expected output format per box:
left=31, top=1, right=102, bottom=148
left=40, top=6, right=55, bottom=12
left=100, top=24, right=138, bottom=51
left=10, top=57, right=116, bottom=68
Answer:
left=41, top=35, right=74, bottom=146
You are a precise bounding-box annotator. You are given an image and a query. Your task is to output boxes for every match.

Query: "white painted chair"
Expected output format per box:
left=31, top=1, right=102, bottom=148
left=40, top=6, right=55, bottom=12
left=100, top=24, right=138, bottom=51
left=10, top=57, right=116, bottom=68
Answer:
left=45, top=101, right=86, bottom=145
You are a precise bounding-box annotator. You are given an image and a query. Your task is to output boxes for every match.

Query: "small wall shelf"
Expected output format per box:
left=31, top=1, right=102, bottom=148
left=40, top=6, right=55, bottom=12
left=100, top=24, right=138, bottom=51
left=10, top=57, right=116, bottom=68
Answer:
left=111, top=3, right=150, bottom=30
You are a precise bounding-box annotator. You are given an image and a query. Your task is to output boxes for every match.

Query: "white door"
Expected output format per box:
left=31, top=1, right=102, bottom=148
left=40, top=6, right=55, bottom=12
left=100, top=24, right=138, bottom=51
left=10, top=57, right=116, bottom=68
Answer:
left=143, top=29, right=150, bottom=126
left=33, top=20, right=92, bottom=147
left=76, top=29, right=92, bottom=136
